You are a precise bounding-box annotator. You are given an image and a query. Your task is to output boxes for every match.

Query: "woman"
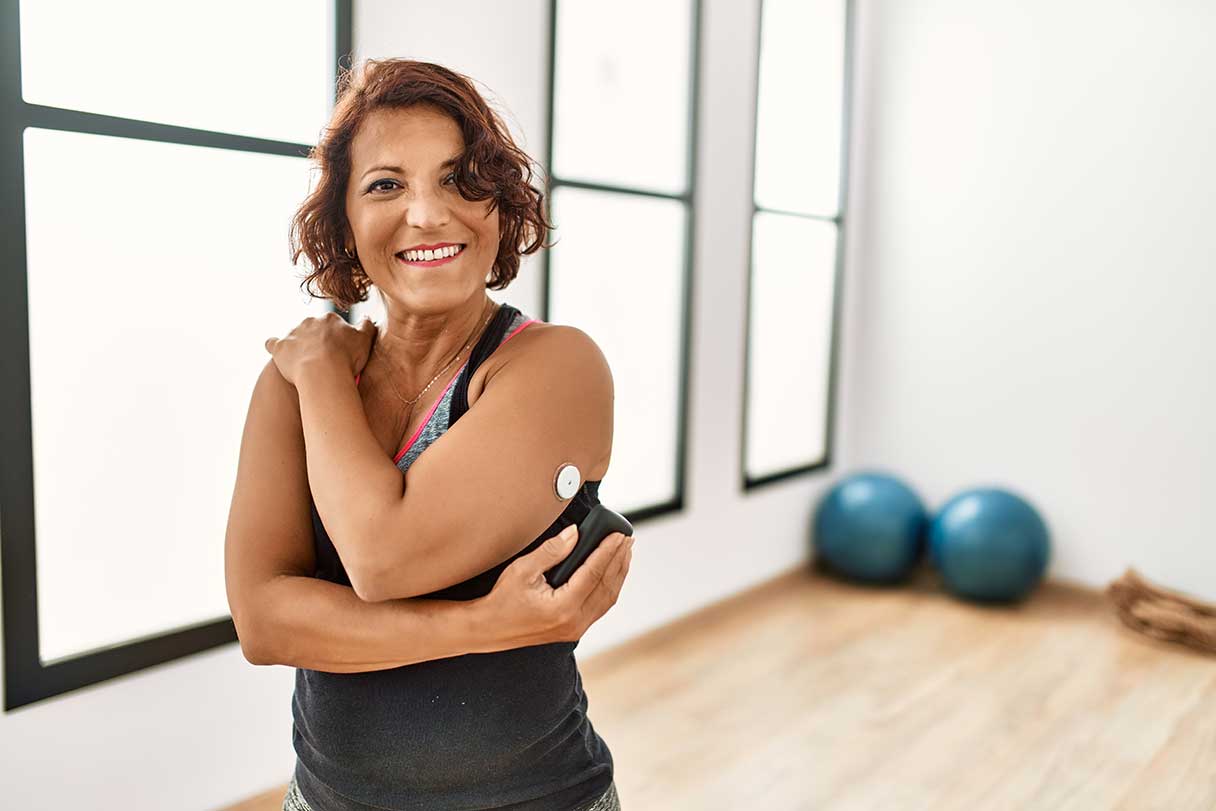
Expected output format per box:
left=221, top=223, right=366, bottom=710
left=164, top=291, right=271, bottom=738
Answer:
left=224, top=59, right=631, bottom=810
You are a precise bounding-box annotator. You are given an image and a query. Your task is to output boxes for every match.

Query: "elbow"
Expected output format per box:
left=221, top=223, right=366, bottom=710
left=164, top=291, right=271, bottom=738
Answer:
left=243, top=644, right=272, bottom=667
left=236, top=625, right=274, bottom=666
left=352, top=577, right=381, bottom=603
left=351, top=564, right=389, bottom=603
left=352, top=574, right=419, bottom=603
left=349, top=517, right=427, bottom=602
left=228, top=578, right=293, bottom=665
left=351, top=561, right=425, bottom=602
left=231, top=596, right=280, bottom=665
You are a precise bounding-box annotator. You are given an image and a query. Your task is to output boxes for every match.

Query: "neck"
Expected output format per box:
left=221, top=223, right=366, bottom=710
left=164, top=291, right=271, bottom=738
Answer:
left=370, top=295, right=498, bottom=397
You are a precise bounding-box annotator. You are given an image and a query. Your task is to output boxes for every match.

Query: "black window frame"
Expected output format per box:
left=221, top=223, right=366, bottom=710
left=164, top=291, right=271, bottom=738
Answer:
left=740, top=0, right=856, bottom=490
left=0, top=0, right=353, bottom=711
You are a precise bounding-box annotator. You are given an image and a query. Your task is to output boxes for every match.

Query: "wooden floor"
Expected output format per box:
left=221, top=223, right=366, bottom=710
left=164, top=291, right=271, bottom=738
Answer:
left=225, top=562, right=1216, bottom=811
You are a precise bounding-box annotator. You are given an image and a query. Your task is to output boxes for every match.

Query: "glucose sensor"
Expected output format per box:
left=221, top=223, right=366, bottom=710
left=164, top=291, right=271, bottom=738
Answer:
left=554, top=463, right=581, bottom=500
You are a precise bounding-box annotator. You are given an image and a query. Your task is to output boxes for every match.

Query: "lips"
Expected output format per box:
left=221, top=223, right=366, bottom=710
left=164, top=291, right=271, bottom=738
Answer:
left=396, top=244, right=465, bottom=268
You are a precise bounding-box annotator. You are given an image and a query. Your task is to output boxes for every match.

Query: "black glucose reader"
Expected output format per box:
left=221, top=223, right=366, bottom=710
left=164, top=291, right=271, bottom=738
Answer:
left=544, top=503, right=634, bottom=589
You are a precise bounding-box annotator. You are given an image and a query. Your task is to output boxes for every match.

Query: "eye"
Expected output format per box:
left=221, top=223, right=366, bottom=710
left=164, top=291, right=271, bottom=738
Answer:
left=368, top=178, right=399, bottom=193
left=367, top=174, right=457, bottom=193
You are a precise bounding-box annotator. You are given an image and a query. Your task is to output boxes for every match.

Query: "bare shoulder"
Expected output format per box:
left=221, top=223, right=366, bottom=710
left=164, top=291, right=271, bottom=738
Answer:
left=486, top=322, right=614, bottom=476
left=478, top=320, right=598, bottom=386
left=497, top=322, right=611, bottom=383
left=255, top=356, right=302, bottom=412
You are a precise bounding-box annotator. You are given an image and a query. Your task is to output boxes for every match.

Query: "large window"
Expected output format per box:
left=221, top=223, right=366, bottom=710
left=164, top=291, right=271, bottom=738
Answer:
left=742, top=0, right=854, bottom=488
left=542, top=0, right=701, bottom=522
left=1, top=0, right=350, bottom=710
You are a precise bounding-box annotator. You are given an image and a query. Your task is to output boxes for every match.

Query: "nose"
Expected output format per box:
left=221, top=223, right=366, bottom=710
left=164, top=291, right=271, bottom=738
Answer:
left=404, top=188, right=450, bottom=230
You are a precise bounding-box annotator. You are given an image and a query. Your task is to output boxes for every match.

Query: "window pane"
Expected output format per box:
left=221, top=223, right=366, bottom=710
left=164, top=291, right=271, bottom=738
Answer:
left=19, top=0, right=333, bottom=145
left=552, top=0, right=692, bottom=195
left=548, top=186, right=686, bottom=510
left=754, top=0, right=845, bottom=218
left=745, top=211, right=837, bottom=477
left=23, top=127, right=326, bottom=664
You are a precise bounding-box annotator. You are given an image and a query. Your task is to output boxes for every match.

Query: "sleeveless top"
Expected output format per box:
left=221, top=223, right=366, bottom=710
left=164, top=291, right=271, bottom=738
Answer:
left=291, top=303, right=614, bottom=811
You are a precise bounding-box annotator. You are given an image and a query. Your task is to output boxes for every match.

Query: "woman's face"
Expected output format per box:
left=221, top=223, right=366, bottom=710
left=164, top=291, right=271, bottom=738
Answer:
left=344, top=104, right=499, bottom=312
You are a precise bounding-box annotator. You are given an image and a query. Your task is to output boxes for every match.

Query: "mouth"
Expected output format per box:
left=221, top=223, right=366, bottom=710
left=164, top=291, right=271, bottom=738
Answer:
left=396, top=244, right=466, bottom=268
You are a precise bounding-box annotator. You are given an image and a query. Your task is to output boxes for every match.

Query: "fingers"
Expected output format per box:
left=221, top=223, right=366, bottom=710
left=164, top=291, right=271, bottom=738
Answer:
left=577, top=533, right=633, bottom=617
left=557, top=531, right=626, bottom=599
left=581, top=536, right=632, bottom=624
left=535, top=526, right=579, bottom=575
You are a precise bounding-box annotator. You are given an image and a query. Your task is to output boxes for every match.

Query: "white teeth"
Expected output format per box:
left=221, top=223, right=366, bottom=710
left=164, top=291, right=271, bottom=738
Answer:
left=401, top=244, right=463, bottom=262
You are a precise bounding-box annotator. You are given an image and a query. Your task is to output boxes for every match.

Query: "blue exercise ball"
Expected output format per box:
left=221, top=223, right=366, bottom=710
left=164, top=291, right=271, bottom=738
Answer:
left=928, top=488, right=1050, bottom=603
left=812, top=472, right=928, bottom=584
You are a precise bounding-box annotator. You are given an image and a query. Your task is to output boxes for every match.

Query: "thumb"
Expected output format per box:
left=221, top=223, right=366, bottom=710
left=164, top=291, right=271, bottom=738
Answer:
left=360, top=316, right=377, bottom=340
left=530, top=525, right=578, bottom=572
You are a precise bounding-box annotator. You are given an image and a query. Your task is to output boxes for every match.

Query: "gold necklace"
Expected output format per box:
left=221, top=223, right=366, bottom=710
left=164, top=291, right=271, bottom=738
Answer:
left=374, top=299, right=498, bottom=440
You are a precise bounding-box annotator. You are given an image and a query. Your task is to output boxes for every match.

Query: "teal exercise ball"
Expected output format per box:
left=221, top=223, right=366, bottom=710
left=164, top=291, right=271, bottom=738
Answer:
left=928, top=488, right=1050, bottom=604
left=812, top=472, right=928, bottom=584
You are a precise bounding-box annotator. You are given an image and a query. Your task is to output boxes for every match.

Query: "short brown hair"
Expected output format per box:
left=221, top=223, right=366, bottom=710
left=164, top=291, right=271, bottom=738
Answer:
left=289, top=58, right=554, bottom=312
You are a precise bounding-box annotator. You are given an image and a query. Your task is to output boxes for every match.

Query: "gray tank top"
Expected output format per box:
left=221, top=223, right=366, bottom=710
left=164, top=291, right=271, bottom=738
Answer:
left=291, top=303, right=614, bottom=810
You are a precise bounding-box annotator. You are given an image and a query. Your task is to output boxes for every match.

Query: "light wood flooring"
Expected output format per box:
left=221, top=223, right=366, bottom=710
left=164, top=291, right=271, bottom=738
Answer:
left=224, top=562, right=1216, bottom=810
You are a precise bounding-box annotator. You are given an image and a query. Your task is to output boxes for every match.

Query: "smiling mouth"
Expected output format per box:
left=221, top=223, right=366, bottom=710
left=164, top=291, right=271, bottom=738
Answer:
left=396, top=244, right=466, bottom=268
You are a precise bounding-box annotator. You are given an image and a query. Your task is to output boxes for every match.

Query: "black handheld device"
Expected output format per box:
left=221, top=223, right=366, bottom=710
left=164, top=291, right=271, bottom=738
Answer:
left=544, top=503, right=634, bottom=589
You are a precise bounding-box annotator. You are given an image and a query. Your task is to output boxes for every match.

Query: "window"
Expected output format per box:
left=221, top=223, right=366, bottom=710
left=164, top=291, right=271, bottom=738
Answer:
left=1, top=0, right=350, bottom=710
left=742, top=0, right=854, bottom=488
left=543, top=0, right=701, bottom=521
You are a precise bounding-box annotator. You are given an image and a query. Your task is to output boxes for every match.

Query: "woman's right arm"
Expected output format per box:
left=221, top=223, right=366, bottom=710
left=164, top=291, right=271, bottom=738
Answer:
left=225, top=359, right=631, bottom=673
left=241, top=577, right=488, bottom=672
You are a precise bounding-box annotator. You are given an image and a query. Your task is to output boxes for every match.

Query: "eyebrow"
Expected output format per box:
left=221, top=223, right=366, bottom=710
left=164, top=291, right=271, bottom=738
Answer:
left=360, top=155, right=462, bottom=180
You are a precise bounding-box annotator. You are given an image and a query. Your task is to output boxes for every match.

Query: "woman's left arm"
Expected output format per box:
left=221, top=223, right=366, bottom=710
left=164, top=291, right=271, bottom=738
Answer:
left=265, top=314, right=407, bottom=598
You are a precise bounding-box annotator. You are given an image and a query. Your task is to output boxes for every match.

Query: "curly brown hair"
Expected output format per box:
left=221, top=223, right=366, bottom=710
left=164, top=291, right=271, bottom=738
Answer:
left=289, top=58, right=555, bottom=312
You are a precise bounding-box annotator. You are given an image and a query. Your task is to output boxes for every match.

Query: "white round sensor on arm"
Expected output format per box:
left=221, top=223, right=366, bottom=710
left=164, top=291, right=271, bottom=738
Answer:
left=554, top=463, right=581, bottom=500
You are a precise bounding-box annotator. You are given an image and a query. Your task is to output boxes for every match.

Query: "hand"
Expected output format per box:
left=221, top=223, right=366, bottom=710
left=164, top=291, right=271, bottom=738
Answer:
left=264, top=312, right=377, bottom=386
left=481, top=526, right=635, bottom=648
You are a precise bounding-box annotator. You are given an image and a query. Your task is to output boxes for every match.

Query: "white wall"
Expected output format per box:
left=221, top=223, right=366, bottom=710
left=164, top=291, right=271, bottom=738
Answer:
left=839, top=0, right=1216, bottom=600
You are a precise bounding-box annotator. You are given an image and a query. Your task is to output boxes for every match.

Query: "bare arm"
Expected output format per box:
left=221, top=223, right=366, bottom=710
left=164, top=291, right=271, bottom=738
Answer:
left=251, top=522, right=635, bottom=671
left=224, top=358, right=477, bottom=670
left=246, top=575, right=482, bottom=671
left=226, top=358, right=633, bottom=672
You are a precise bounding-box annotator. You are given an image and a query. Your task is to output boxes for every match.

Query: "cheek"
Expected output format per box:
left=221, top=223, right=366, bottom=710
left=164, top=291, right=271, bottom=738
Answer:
left=482, top=206, right=500, bottom=244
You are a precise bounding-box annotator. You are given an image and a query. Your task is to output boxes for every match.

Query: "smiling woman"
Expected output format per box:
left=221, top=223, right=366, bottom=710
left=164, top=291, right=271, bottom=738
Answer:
left=223, top=57, right=629, bottom=811
left=288, top=59, right=553, bottom=316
